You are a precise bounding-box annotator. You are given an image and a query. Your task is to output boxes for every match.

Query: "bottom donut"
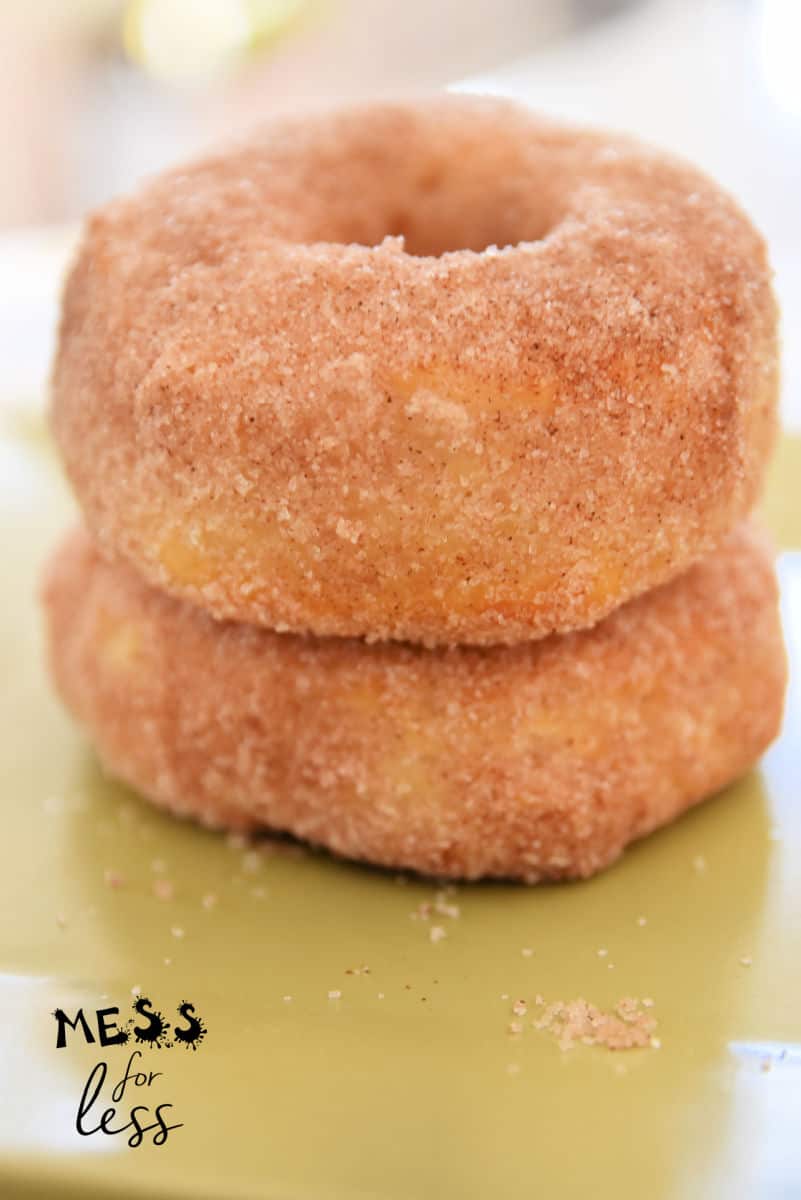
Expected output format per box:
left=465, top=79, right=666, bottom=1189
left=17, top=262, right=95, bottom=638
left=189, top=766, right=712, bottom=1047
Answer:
left=43, top=526, right=786, bottom=882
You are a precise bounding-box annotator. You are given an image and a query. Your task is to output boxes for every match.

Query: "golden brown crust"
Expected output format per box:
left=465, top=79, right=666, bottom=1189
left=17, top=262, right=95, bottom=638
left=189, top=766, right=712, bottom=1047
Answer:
left=51, top=96, right=779, bottom=645
left=43, top=525, right=786, bottom=881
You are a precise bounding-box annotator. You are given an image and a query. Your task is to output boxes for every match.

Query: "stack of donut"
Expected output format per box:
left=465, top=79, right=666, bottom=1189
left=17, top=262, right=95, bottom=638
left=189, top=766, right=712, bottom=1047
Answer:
left=43, top=97, right=786, bottom=881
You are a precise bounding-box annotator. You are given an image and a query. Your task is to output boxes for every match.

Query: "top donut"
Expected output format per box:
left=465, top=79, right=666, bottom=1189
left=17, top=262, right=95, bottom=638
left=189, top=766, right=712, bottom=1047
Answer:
left=52, top=96, right=778, bottom=645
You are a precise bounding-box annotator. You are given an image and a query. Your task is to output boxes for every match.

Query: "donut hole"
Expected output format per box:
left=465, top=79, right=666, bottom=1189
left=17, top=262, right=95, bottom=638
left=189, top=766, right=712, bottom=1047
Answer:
left=386, top=208, right=545, bottom=257
left=289, top=114, right=559, bottom=257
left=385, top=175, right=554, bottom=257
left=345, top=187, right=554, bottom=258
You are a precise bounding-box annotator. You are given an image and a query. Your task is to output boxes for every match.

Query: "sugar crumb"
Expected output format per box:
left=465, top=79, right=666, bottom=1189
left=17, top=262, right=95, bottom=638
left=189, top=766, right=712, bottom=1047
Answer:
left=242, top=849, right=262, bottom=873
left=434, top=890, right=461, bottom=920
left=533, top=996, right=658, bottom=1051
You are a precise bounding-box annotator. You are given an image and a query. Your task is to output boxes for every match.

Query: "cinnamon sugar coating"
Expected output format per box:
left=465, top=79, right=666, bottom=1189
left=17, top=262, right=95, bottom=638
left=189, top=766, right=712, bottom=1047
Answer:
left=43, top=525, right=786, bottom=882
left=51, top=97, right=779, bottom=645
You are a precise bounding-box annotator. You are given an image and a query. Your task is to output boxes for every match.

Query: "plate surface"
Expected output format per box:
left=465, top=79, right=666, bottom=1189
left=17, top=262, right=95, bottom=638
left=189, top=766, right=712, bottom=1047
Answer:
left=1, top=411, right=800, bottom=1200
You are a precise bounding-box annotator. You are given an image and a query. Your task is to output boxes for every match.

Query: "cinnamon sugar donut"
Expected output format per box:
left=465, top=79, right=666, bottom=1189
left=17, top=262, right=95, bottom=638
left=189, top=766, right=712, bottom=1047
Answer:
left=43, top=525, right=786, bottom=882
left=52, top=97, right=778, bottom=645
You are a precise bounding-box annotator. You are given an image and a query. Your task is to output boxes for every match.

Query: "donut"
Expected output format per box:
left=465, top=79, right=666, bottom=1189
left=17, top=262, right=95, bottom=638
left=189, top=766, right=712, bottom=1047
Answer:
left=51, top=97, right=778, bottom=646
left=43, top=525, right=786, bottom=882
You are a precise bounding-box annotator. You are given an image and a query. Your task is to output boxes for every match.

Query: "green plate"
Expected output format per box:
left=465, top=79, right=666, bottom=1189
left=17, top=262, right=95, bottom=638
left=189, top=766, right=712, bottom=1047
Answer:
left=1, top=409, right=800, bottom=1200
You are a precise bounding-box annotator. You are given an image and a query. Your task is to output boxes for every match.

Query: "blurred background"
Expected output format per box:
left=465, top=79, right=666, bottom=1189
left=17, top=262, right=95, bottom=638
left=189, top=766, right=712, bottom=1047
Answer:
left=0, top=0, right=634, bottom=225
left=0, top=0, right=798, bottom=424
